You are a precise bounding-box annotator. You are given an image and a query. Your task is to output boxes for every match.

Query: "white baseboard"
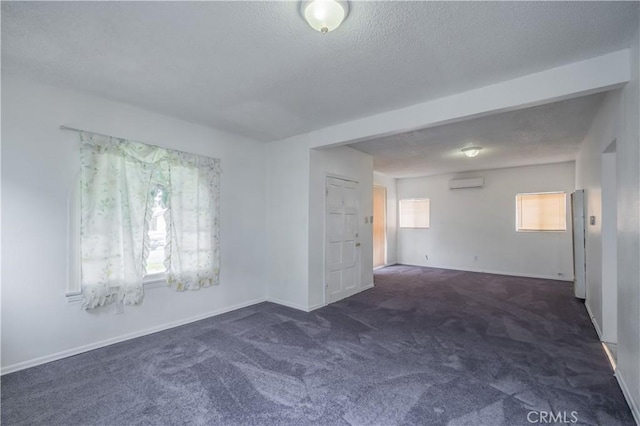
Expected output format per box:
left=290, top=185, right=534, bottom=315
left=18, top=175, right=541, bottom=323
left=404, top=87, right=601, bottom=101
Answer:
left=307, top=302, right=325, bottom=312
left=397, top=262, right=573, bottom=282
left=584, top=301, right=604, bottom=341
left=615, top=367, right=640, bottom=425
left=265, top=297, right=312, bottom=312
left=1, top=297, right=267, bottom=375
left=267, top=282, right=374, bottom=312
left=374, top=263, right=397, bottom=270
left=361, top=282, right=374, bottom=291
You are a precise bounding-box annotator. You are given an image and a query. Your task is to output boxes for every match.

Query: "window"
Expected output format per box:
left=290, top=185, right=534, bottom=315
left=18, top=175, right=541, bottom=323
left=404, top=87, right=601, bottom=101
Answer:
left=75, top=132, right=221, bottom=309
left=66, top=181, right=170, bottom=301
left=399, top=198, right=430, bottom=228
left=146, top=187, right=168, bottom=275
left=516, top=192, right=566, bottom=232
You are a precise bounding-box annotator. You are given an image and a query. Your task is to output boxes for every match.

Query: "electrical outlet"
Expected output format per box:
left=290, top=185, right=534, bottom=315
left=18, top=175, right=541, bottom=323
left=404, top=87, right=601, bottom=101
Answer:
left=425, top=254, right=428, bottom=260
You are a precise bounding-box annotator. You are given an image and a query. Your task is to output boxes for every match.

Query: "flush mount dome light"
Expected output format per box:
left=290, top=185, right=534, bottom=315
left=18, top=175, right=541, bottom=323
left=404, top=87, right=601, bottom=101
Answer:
left=301, top=0, right=349, bottom=34
left=461, top=146, right=483, bottom=158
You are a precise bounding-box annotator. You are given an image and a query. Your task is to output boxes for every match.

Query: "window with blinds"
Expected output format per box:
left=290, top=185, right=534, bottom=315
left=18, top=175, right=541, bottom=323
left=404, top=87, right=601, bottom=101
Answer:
left=516, top=192, right=567, bottom=232
left=399, top=198, right=430, bottom=228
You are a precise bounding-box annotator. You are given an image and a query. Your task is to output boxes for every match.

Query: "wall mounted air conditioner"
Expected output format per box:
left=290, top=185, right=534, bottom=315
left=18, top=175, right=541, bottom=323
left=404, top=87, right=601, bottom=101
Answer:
left=449, top=177, right=484, bottom=189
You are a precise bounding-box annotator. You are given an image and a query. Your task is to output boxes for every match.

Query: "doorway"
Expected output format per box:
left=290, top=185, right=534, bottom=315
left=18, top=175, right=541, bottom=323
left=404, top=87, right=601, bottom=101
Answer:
left=373, top=185, right=386, bottom=268
left=325, top=176, right=360, bottom=304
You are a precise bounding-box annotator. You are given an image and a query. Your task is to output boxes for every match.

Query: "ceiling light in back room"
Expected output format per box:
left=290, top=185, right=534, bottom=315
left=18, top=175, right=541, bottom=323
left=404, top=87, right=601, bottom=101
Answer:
left=461, top=145, right=483, bottom=158
left=301, top=0, right=349, bottom=34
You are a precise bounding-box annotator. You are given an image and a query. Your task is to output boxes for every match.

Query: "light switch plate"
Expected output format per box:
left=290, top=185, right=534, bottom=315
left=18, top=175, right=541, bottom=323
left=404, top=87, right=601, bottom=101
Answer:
left=590, top=216, right=596, bottom=226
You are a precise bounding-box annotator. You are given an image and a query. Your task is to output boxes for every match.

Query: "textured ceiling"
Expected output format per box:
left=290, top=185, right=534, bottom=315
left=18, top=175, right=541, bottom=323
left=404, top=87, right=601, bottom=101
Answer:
left=348, top=93, right=607, bottom=178
left=2, top=1, right=638, bottom=141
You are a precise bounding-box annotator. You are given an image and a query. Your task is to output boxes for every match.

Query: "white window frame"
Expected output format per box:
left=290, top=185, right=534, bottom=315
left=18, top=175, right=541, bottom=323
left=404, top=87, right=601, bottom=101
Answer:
left=399, top=198, right=431, bottom=229
left=515, top=191, right=567, bottom=232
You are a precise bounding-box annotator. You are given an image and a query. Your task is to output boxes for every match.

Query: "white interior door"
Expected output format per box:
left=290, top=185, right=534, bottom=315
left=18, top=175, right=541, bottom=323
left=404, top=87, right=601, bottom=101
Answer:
left=326, top=177, right=360, bottom=304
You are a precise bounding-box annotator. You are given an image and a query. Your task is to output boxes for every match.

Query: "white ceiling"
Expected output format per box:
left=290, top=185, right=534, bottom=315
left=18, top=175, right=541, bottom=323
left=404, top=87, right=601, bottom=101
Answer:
left=2, top=2, right=638, bottom=142
left=348, top=93, right=607, bottom=178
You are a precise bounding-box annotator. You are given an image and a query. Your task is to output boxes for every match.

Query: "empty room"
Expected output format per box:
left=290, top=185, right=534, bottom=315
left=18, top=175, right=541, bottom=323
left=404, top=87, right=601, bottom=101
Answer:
left=2, top=1, right=639, bottom=425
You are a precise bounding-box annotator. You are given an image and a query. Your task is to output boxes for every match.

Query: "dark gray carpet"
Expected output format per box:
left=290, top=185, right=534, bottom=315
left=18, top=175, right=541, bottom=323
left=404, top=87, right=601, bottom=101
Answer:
left=1, top=265, right=634, bottom=425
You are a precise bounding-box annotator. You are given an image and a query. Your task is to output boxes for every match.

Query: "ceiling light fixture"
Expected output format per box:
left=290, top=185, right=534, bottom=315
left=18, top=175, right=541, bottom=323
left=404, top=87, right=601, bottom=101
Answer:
left=301, top=0, right=349, bottom=34
left=461, top=145, right=483, bottom=158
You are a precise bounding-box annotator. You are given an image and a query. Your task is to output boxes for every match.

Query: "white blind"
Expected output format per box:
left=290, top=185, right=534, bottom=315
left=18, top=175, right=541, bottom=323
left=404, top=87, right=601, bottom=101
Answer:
left=399, top=199, right=430, bottom=228
left=516, top=192, right=566, bottom=231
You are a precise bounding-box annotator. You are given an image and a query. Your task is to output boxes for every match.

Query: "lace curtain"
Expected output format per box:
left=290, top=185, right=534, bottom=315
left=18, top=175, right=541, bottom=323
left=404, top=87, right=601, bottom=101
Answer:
left=80, top=132, right=221, bottom=309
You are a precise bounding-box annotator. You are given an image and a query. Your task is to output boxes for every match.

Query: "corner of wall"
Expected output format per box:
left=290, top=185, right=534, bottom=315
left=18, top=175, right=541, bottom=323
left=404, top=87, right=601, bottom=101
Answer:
left=264, top=138, right=311, bottom=309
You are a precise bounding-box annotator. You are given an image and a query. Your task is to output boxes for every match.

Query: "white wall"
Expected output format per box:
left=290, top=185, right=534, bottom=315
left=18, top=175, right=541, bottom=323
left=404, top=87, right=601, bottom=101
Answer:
left=396, top=163, right=575, bottom=280
left=575, top=91, right=622, bottom=341
left=373, top=172, right=398, bottom=265
left=265, top=139, right=309, bottom=311
left=309, top=147, right=373, bottom=309
left=617, top=19, right=640, bottom=422
left=601, top=147, right=618, bottom=343
left=575, top=17, right=640, bottom=421
left=1, top=76, right=267, bottom=371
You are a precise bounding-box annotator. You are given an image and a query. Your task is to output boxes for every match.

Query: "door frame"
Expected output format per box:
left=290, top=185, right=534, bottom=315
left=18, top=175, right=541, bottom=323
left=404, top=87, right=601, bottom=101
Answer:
left=373, top=184, right=387, bottom=269
left=324, top=173, right=360, bottom=306
left=572, top=189, right=587, bottom=299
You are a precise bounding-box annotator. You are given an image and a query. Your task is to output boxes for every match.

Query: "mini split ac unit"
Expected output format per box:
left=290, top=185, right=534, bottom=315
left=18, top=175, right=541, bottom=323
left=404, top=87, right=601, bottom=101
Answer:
left=449, top=177, right=484, bottom=189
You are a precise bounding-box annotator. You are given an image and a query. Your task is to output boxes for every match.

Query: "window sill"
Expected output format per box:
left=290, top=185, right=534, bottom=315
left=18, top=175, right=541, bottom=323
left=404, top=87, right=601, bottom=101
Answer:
left=66, top=291, right=83, bottom=303
left=66, top=276, right=168, bottom=304
left=516, top=229, right=567, bottom=233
